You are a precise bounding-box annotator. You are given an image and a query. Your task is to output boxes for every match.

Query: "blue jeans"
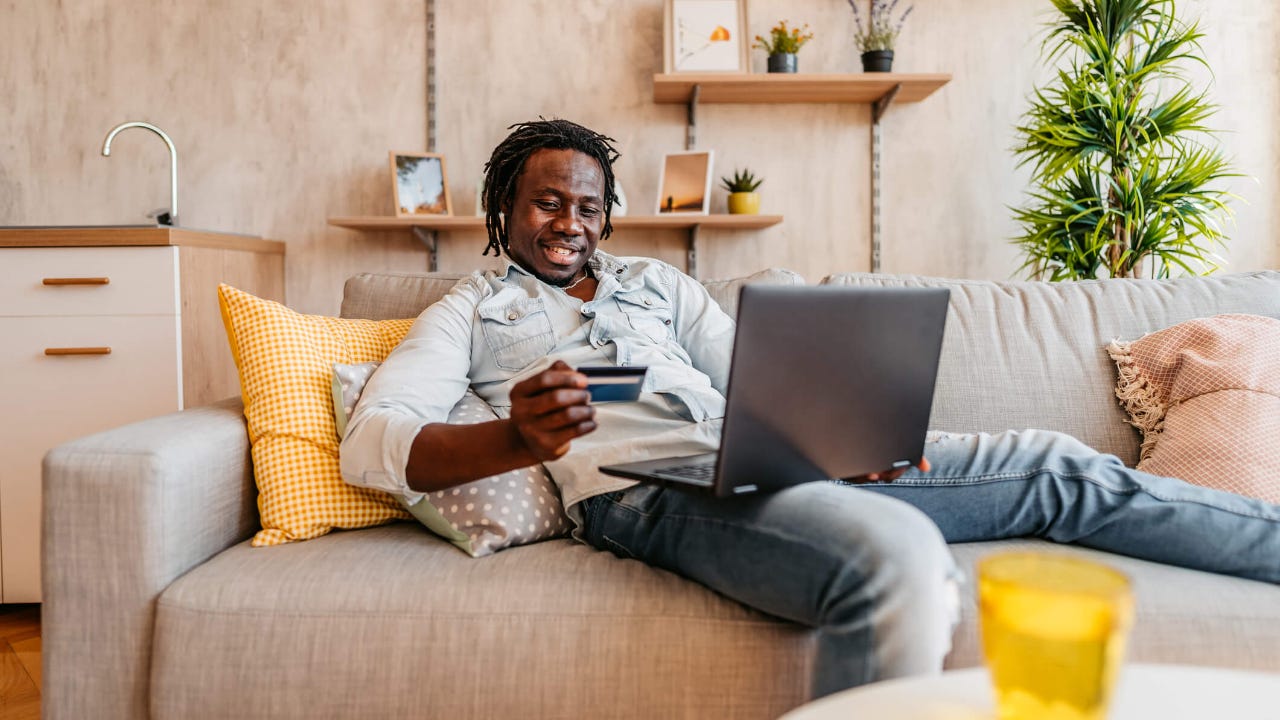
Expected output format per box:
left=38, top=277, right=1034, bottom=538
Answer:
left=578, top=429, right=1280, bottom=699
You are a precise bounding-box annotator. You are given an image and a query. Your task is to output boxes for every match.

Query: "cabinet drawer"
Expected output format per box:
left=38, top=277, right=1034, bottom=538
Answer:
left=0, top=314, right=181, bottom=602
left=0, top=246, right=178, bottom=316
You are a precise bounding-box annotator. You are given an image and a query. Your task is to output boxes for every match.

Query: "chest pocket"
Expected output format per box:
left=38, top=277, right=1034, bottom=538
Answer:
left=479, top=297, right=556, bottom=371
left=615, top=289, right=674, bottom=344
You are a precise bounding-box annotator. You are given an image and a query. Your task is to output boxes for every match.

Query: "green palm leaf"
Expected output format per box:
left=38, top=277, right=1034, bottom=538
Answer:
left=1012, top=0, right=1237, bottom=280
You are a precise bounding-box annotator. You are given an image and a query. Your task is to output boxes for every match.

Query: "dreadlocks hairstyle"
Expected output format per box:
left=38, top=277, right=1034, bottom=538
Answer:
left=481, top=119, right=621, bottom=257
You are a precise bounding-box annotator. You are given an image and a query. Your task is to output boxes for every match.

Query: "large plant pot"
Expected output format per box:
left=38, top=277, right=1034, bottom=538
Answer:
left=767, top=53, right=798, bottom=74
left=727, top=192, right=761, bottom=215
left=861, top=50, right=894, bottom=73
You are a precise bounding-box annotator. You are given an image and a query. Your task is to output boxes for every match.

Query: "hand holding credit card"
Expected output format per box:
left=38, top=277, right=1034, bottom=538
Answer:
left=578, top=366, right=648, bottom=402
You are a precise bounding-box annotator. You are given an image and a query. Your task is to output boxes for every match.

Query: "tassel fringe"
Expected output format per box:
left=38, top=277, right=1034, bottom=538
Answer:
left=1106, top=339, right=1168, bottom=465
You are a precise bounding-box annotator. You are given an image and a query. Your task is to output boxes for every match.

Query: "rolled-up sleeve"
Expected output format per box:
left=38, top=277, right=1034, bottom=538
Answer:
left=339, top=277, right=483, bottom=505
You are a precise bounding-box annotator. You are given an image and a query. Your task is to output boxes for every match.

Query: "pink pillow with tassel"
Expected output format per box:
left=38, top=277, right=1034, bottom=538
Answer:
left=1108, top=314, right=1280, bottom=505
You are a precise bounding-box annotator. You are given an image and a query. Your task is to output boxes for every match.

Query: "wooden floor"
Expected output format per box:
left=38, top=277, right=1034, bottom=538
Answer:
left=0, top=604, right=40, bottom=720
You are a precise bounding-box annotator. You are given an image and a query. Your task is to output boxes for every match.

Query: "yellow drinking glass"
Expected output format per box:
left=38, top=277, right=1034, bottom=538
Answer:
left=977, top=552, right=1135, bottom=720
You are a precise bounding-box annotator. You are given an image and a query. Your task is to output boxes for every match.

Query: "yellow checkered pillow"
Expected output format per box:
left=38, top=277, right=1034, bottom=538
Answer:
left=217, top=284, right=415, bottom=546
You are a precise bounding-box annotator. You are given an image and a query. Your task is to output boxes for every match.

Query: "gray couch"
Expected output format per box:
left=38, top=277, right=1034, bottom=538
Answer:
left=43, top=268, right=1280, bottom=720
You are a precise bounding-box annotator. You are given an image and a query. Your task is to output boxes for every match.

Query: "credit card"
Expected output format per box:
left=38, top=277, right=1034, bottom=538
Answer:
left=578, top=365, right=648, bottom=402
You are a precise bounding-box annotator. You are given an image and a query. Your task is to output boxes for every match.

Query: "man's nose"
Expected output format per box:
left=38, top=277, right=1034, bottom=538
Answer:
left=552, top=207, right=584, bottom=236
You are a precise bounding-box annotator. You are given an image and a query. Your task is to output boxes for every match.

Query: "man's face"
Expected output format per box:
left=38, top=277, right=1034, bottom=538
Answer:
left=503, top=148, right=605, bottom=286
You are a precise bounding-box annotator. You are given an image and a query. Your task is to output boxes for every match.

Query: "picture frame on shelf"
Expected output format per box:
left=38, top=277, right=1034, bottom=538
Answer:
left=663, top=0, right=749, bottom=74
left=390, top=152, right=452, bottom=218
left=656, top=150, right=714, bottom=215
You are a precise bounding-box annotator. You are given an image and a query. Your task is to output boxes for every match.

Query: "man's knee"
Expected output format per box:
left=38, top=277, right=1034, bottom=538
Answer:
left=826, top=493, right=953, bottom=599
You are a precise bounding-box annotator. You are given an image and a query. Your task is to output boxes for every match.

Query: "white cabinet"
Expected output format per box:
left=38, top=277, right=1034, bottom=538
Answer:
left=0, top=247, right=182, bottom=601
left=0, top=235, right=284, bottom=602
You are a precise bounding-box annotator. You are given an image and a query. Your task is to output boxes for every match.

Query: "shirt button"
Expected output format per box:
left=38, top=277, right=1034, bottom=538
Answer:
left=643, top=298, right=653, bottom=306
left=615, top=268, right=623, bottom=275
left=507, top=312, right=518, bottom=321
left=664, top=319, right=672, bottom=325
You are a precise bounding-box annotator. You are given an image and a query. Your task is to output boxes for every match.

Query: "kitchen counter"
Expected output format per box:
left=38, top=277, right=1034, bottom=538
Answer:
left=0, top=225, right=285, bottom=253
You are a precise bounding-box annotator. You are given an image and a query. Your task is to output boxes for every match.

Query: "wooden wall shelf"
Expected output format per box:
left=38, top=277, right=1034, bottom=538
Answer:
left=652, top=73, right=951, bottom=105
left=328, top=214, right=783, bottom=277
left=652, top=72, right=953, bottom=272
left=328, top=214, right=781, bottom=231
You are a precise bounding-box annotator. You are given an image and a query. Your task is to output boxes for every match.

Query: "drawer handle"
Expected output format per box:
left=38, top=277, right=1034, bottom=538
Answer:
left=43, top=277, right=111, bottom=286
left=45, top=347, right=113, bottom=356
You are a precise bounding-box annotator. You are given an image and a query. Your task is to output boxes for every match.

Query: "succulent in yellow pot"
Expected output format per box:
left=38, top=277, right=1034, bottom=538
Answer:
left=721, top=168, right=763, bottom=214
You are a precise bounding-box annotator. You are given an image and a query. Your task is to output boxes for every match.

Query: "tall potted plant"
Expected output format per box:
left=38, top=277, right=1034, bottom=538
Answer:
left=1012, top=0, right=1237, bottom=281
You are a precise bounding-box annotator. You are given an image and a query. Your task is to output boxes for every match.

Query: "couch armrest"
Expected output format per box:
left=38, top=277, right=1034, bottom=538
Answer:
left=42, top=397, right=257, bottom=720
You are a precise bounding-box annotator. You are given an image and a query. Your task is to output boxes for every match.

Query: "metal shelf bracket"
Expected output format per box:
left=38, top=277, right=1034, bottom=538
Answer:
left=686, top=84, right=701, bottom=150
left=411, top=226, right=440, bottom=271
left=871, top=83, right=903, bottom=125
left=425, top=0, right=437, bottom=152
left=687, top=223, right=700, bottom=279
left=869, top=83, right=903, bottom=273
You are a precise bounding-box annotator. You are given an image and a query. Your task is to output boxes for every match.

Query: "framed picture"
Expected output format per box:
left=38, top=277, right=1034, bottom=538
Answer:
left=390, top=152, right=452, bottom=217
left=656, top=150, right=714, bottom=215
left=663, top=0, right=749, bottom=73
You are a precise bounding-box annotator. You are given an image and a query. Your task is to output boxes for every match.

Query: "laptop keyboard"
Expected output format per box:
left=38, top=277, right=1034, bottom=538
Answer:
left=657, top=461, right=717, bottom=485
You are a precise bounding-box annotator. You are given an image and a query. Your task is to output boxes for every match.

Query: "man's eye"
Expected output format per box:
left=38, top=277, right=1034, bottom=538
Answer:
left=580, top=207, right=601, bottom=218
left=536, top=201, right=558, bottom=211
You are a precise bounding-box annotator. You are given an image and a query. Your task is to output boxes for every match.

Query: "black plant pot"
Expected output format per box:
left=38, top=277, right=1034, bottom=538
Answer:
left=767, top=53, right=798, bottom=73
left=861, top=50, right=894, bottom=73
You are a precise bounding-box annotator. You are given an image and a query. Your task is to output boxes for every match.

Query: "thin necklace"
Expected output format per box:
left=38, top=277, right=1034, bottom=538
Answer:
left=562, top=267, right=593, bottom=291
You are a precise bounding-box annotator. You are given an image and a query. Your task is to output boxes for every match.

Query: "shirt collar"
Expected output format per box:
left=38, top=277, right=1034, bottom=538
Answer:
left=497, top=249, right=629, bottom=284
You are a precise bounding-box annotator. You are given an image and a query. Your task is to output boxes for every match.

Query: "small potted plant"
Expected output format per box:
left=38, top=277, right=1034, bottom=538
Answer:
left=721, top=168, right=764, bottom=215
left=753, top=21, right=814, bottom=74
left=846, top=0, right=914, bottom=72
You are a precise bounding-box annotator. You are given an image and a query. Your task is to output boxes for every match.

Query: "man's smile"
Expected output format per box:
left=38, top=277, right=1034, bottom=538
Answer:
left=541, top=242, right=583, bottom=267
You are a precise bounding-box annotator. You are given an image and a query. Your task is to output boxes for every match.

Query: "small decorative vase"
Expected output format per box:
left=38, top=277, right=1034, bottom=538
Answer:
left=861, top=49, right=894, bottom=73
left=727, top=192, right=761, bottom=215
left=767, top=53, right=798, bottom=74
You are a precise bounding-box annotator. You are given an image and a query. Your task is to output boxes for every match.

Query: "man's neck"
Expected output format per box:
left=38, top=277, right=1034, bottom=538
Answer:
left=564, top=271, right=598, bottom=302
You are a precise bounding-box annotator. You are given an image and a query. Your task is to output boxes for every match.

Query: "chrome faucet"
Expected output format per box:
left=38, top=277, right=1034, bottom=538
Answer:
left=102, top=121, right=179, bottom=226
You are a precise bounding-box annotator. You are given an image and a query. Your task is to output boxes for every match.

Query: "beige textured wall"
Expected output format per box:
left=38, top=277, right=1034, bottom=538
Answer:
left=4, top=0, right=1277, bottom=313
left=1, top=0, right=428, bottom=315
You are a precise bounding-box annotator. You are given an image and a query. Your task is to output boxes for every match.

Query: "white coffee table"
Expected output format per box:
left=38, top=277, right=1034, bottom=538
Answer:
left=779, top=664, right=1280, bottom=720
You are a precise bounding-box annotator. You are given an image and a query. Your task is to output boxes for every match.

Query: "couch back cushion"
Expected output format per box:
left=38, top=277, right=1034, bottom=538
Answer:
left=341, top=272, right=469, bottom=320
left=821, top=271, right=1280, bottom=465
left=340, top=267, right=806, bottom=321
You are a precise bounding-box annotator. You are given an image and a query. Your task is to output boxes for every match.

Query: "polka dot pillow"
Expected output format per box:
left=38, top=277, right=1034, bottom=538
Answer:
left=333, top=362, right=573, bottom=557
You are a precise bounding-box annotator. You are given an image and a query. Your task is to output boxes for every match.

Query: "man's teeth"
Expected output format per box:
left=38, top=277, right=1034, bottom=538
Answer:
left=550, top=247, right=574, bottom=256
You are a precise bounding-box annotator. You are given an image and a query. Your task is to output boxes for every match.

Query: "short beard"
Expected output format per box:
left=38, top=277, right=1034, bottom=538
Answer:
left=541, top=269, right=576, bottom=288
left=506, top=248, right=587, bottom=288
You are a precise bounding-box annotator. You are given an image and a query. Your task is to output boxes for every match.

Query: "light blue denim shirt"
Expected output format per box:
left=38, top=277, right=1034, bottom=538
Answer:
left=340, top=250, right=734, bottom=513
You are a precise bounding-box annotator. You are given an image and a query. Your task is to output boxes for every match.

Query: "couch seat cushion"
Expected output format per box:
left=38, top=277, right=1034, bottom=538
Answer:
left=943, top=539, right=1280, bottom=672
left=152, top=523, right=812, bottom=720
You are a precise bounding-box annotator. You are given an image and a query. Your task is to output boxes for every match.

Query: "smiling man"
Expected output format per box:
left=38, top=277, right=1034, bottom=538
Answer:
left=340, top=119, right=1280, bottom=699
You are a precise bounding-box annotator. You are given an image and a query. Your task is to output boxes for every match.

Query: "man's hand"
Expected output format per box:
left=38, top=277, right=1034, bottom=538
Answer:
left=509, top=360, right=597, bottom=460
left=847, top=456, right=932, bottom=484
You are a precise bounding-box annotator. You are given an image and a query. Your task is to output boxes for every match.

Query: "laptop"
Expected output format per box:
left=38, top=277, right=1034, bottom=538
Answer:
left=598, top=284, right=950, bottom=497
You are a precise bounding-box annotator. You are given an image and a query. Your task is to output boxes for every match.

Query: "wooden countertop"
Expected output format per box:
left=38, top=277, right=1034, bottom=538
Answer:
left=0, top=226, right=285, bottom=254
